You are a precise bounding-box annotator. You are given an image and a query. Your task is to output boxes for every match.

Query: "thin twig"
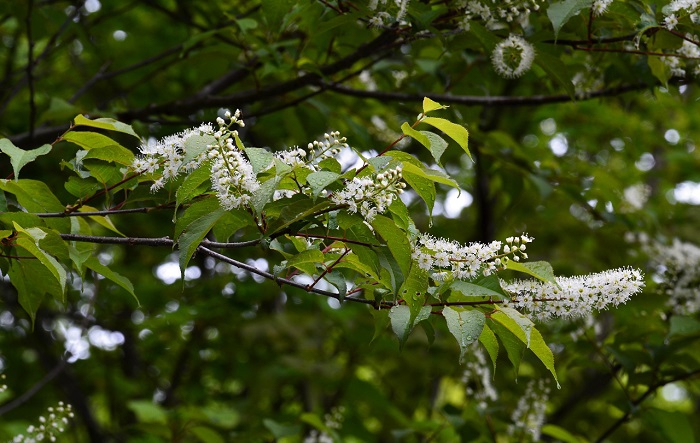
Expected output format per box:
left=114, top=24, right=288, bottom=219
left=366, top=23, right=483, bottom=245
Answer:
left=0, top=358, right=68, bottom=416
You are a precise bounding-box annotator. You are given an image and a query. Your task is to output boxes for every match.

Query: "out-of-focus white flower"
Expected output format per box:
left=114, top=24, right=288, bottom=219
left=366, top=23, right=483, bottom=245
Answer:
left=492, top=34, right=536, bottom=79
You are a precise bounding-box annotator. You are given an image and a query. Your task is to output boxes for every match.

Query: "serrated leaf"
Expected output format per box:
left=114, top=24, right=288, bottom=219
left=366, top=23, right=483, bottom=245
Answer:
left=443, top=307, right=485, bottom=364
left=323, top=269, right=347, bottom=300
left=390, top=305, right=431, bottom=348
left=0, top=139, right=52, bottom=180
left=402, top=170, right=436, bottom=214
left=506, top=260, right=558, bottom=285
left=175, top=197, right=221, bottom=239
left=84, top=256, right=138, bottom=304
left=489, top=318, right=525, bottom=375
left=252, top=177, right=280, bottom=214
left=421, top=117, right=470, bottom=160
left=62, top=131, right=120, bottom=151
left=495, top=306, right=534, bottom=346
left=401, top=123, right=449, bottom=165
left=212, top=210, right=254, bottom=242
left=245, top=147, right=274, bottom=175
left=79, top=205, right=124, bottom=236
left=400, top=162, right=459, bottom=189
left=306, top=170, right=339, bottom=198
left=73, top=115, right=139, bottom=139
left=478, top=324, right=499, bottom=373
left=13, top=223, right=66, bottom=295
left=648, top=56, right=671, bottom=87
left=449, top=280, right=505, bottom=301
left=423, top=97, right=447, bottom=114
left=8, top=259, right=61, bottom=326
left=372, top=214, right=411, bottom=277
left=182, top=133, right=217, bottom=166
left=286, top=249, right=324, bottom=270
left=175, top=163, right=212, bottom=211
left=547, top=0, right=593, bottom=39
left=529, top=326, right=560, bottom=387
left=177, top=208, right=226, bottom=277
left=83, top=145, right=135, bottom=166
left=370, top=308, right=391, bottom=345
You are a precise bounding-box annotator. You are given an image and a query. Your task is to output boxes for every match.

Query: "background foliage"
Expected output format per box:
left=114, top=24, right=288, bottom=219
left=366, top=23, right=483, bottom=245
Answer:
left=1, top=0, right=700, bottom=442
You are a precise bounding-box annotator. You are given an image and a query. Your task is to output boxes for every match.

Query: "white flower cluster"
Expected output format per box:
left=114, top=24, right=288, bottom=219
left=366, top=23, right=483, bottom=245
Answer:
left=307, top=131, right=349, bottom=161
left=572, top=63, right=605, bottom=98
left=662, top=37, right=700, bottom=78
left=367, top=0, right=410, bottom=26
left=412, top=234, right=532, bottom=281
left=331, top=165, right=405, bottom=222
left=0, top=374, right=6, bottom=393
left=456, top=0, right=543, bottom=31
left=461, top=346, right=498, bottom=410
left=507, top=379, right=549, bottom=442
left=643, top=237, right=700, bottom=315
left=592, top=0, right=614, bottom=16
left=207, top=132, right=260, bottom=211
left=491, top=34, right=536, bottom=79
left=302, top=406, right=344, bottom=443
left=11, top=402, right=74, bottom=443
left=132, top=122, right=215, bottom=191
left=503, top=267, right=644, bottom=321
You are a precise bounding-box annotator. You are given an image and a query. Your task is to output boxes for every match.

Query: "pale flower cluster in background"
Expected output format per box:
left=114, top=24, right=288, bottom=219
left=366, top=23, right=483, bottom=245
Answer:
left=10, top=402, right=74, bottom=443
left=642, top=237, right=700, bottom=314
left=507, top=379, right=550, bottom=441
left=461, top=346, right=498, bottom=410
left=503, top=267, right=644, bottom=320
left=455, top=0, right=543, bottom=31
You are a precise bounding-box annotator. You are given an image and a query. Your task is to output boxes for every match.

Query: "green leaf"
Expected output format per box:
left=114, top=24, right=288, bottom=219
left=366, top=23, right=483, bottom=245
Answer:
left=244, top=147, right=274, bottom=175
left=190, top=426, right=225, bottom=443
left=389, top=305, right=431, bottom=348
left=252, top=177, right=280, bottom=214
left=495, top=306, right=534, bottom=346
left=177, top=208, right=226, bottom=276
left=285, top=249, right=324, bottom=271
left=648, top=56, right=671, bottom=87
left=397, top=263, right=429, bottom=313
left=127, top=400, right=168, bottom=425
left=182, top=133, right=217, bottom=166
left=62, top=131, right=123, bottom=151
left=372, top=215, right=411, bottom=277
left=489, top=318, right=525, bottom=375
left=8, top=259, right=62, bottom=325
left=402, top=169, right=436, bottom=214
left=175, top=163, right=212, bottom=211
left=547, top=0, right=593, bottom=39
left=212, top=210, right=255, bottom=242
left=442, top=307, right=485, bottom=364
left=541, top=424, right=585, bottom=443
left=668, top=316, right=700, bottom=338
left=401, top=123, right=449, bottom=165
left=83, top=145, right=135, bottom=166
left=534, top=47, right=576, bottom=99
left=478, top=323, right=499, bottom=372
left=13, top=222, right=66, bottom=295
left=643, top=408, right=695, bottom=443
left=529, top=326, right=560, bottom=386
left=73, top=115, right=140, bottom=139
left=175, top=196, right=221, bottom=239
left=323, top=269, right=347, bottom=300
left=0, top=139, right=52, bottom=180
left=400, top=162, right=459, bottom=189
left=423, top=97, right=448, bottom=114
left=448, top=280, right=506, bottom=301
left=84, top=256, right=138, bottom=304
left=306, top=170, right=339, bottom=198
left=262, top=419, right=301, bottom=439
left=506, top=260, right=557, bottom=285
left=79, top=205, right=124, bottom=236
left=421, top=117, right=471, bottom=160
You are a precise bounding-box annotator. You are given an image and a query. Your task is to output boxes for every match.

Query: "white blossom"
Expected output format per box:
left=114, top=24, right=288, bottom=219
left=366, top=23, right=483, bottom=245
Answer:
left=502, top=267, right=645, bottom=321
left=507, top=379, right=550, bottom=441
left=643, top=237, right=700, bottom=314
left=331, top=165, right=405, bottom=222
left=491, top=35, right=536, bottom=79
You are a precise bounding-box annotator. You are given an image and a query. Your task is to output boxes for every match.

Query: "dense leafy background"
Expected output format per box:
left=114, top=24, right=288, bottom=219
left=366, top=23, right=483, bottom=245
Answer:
left=1, top=0, right=700, bottom=442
